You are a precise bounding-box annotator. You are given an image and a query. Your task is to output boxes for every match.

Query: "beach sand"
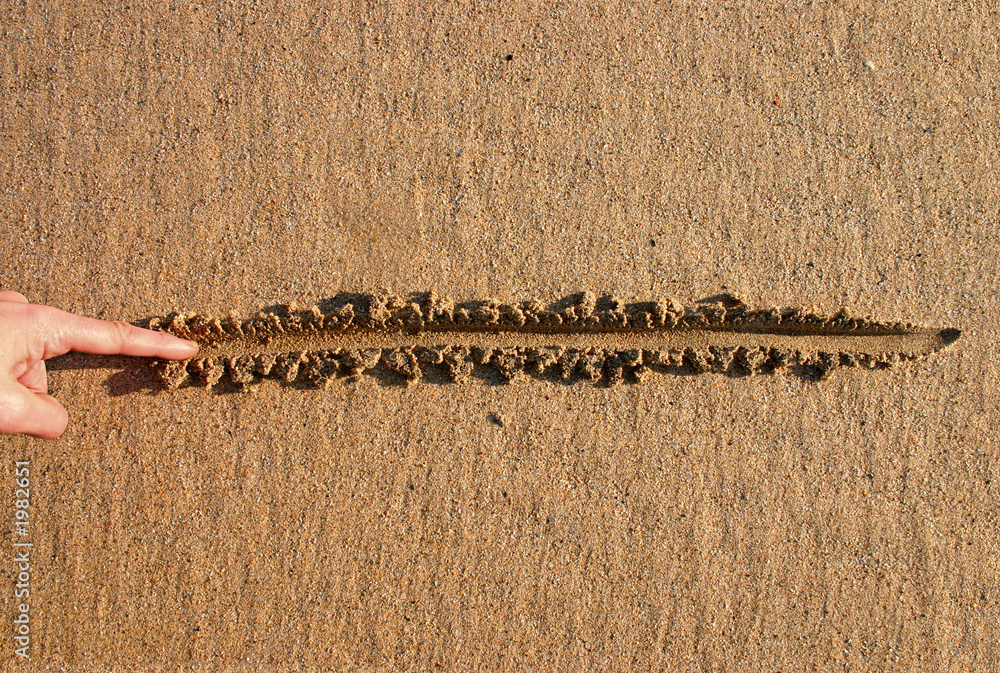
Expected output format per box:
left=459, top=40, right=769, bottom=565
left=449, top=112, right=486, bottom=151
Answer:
left=1, top=2, right=998, bottom=669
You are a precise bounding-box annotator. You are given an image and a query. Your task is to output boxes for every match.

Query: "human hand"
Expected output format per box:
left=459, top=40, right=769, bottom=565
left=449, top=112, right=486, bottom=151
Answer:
left=0, top=291, right=198, bottom=439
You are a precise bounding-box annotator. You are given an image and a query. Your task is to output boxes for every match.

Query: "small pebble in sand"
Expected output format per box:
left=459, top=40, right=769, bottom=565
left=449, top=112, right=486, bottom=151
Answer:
left=862, top=59, right=876, bottom=70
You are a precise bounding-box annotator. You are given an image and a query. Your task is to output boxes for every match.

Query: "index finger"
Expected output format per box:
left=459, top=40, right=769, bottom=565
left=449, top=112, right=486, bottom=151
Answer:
left=40, top=307, right=199, bottom=360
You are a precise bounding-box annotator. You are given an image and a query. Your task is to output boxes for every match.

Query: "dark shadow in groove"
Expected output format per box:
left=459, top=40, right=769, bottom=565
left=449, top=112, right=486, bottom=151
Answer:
left=938, top=328, right=962, bottom=346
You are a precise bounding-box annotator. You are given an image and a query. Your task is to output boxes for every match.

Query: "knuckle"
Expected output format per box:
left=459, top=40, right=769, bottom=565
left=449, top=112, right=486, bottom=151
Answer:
left=22, top=303, right=51, bottom=326
left=25, top=305, right=57, bottom=342
left=111, top=320, right=136, bottom=345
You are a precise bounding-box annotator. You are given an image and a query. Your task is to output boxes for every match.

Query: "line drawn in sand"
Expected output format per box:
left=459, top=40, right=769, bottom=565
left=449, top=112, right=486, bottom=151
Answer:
left=148, top=292, right=960, bottom=391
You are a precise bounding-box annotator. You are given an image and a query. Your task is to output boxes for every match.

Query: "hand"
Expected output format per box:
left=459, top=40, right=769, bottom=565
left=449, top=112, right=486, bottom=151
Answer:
left=0, top=291, right=198, bottom=439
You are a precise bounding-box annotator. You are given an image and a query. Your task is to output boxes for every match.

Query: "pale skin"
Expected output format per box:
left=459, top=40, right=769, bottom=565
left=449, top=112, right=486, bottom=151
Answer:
left=0, top=291, right=198, bottom=439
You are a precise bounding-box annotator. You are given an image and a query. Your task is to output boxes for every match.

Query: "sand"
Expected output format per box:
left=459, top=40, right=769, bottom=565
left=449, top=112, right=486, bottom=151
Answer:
left=1, top=1, right=998, bottom=670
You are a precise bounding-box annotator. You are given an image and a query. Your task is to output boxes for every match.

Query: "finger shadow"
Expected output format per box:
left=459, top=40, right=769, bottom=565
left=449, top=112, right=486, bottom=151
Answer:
left=46, top=353, right=164, bottom=397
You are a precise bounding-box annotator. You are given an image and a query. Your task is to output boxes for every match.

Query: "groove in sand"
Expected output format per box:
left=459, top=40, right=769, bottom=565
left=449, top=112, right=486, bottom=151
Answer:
left=147, top=292, right=961, bottom=389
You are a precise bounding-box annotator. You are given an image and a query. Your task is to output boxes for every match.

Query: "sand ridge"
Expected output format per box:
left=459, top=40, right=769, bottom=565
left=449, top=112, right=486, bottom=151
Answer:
left=148, top=292, right=960, bottom=389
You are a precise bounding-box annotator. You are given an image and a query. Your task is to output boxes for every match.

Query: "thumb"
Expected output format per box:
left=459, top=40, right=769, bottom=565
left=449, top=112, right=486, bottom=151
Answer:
left=0, top=385, right=68, bottom=439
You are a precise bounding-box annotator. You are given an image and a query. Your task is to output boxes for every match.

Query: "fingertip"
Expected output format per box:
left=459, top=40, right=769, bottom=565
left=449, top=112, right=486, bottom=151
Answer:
left=161, top=336, right=200, bottom=360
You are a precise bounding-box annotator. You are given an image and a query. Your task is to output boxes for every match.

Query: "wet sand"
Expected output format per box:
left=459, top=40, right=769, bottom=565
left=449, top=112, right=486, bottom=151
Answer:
left=1, top=2, right=998, bottom=670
